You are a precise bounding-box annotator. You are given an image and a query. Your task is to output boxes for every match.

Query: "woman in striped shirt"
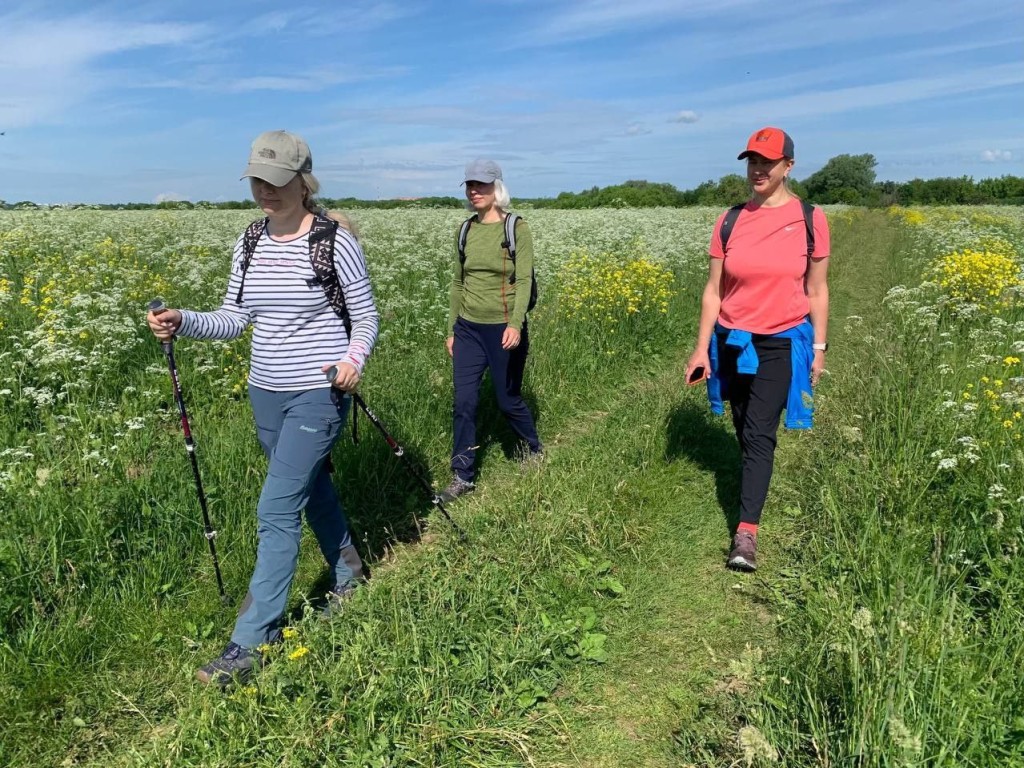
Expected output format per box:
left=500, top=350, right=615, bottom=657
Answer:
left=147, top=130, right=379, bottom=686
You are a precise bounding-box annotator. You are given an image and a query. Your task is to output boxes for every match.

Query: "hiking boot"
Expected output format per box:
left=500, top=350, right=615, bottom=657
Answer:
left=438, top=476, right=475, bottom=503
left=195, top=641, right=260, bottom=687
left=321, top=582, right=358, bottom=620
left=727, top=531, right=758, bottom=572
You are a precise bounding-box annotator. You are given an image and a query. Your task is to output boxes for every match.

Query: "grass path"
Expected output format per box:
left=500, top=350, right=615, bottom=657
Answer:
left=527, top=210, right=902, bottom=766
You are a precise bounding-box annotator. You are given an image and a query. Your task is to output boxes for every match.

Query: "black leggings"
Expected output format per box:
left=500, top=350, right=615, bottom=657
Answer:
left=717, top=334, right=792, bottom=526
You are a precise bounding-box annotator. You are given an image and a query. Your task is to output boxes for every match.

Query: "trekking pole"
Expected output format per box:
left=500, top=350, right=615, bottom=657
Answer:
left=326, top=367, right=467, bottom=540
left=148, top=299, right=230, bottom=603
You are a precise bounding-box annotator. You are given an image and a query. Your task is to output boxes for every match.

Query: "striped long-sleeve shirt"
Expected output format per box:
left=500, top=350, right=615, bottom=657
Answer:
left=178, top=222, right=380, bottom=392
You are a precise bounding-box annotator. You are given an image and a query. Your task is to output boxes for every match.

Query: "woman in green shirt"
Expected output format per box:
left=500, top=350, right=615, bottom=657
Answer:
left=440, top=159, right=543, bottom=501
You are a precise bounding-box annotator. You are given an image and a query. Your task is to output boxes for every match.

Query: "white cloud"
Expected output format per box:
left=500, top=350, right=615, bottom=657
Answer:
left=519, top=0, right=754, bottom=46
left=671, top=110, right=700, bottom=124
left=0, top=12, right=206, bottom=128
left=154, top=192, right=187, bottom=203
left=981, top=149, right=1013, bottom=162
left=703, top=63, right=1024, bottom=127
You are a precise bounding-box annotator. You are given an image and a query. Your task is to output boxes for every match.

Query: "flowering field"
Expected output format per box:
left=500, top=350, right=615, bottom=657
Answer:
left=745, top=206, right=1024, bottom=766
left=1, top=205, right=1022, bottom=766
left=0, top=207, right=713, bottom=766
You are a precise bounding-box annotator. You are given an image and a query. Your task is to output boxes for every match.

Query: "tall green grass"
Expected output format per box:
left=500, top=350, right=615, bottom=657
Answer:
left=0, top=208, right=705, bottom=766
left=742, top=210, right=1024, bottom=766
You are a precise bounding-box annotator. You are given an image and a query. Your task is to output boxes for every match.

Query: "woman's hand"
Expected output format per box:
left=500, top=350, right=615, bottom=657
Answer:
left=445, top=336, right=455, bottom=358
left=811, top=350, right=826, bottom=387
left=684, top=348, right=710, bottom=385
left=501, top=327, right=521, bottom=350
left=147, top=306, right=182, bottom=341
left=323, top=361, right=360, bottom=392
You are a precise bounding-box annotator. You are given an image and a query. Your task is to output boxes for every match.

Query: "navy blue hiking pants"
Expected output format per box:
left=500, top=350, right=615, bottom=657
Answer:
left=716, top=334, right=792, bottom=526
left=452, top=317, right=541, bottom=482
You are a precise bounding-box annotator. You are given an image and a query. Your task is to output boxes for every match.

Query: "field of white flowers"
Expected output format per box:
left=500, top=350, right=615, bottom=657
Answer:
left=1, top=205, right=1022, bottom=766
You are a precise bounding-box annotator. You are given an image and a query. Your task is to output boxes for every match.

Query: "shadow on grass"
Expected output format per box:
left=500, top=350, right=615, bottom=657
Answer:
left=472, top=371, right=542, bottom=469
left=664, top=400, right=741, bottom=536
left=296, top=376, right=541, bottom=615
left=294, top=404, right=457, bottom=616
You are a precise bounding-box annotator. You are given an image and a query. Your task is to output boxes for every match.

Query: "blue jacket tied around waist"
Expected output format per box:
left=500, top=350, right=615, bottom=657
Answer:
left=706, top=318, right=815, bottom=429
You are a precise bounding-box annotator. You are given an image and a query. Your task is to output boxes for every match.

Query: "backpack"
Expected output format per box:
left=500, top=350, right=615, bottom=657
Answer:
left=457, top=213, right=537, bottom=312
left=235, top=213, right=351, bottom=334
left=719, top=198, right=816, bottom=257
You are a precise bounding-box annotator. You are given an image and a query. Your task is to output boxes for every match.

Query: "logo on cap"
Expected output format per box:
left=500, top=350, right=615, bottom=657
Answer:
left=755, top=132, right=772, bottom=142
left=258, top=148, right=276, bottom=159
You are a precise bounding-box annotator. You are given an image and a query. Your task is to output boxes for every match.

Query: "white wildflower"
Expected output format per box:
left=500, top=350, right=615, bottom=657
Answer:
left=851, top=607, right=875, bottom=636
left=738, top=725, right=777, bottom=765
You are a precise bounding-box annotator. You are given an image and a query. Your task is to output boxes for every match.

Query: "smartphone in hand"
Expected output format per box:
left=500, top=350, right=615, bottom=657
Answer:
left=687, top=365, right=706, bottom=386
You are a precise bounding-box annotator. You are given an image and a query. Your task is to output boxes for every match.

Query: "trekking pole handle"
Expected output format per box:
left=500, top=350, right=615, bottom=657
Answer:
left=147, top=298, right=174, bottom=351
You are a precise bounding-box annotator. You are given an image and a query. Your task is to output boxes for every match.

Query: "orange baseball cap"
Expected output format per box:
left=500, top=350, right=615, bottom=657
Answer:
left=737, top=127, right=794, bottom=160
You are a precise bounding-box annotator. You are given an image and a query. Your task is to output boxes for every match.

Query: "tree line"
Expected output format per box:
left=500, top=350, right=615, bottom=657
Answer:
left=3, top=154, right=1022, bottom=210
left=525, top=155, right=1024, bottom=208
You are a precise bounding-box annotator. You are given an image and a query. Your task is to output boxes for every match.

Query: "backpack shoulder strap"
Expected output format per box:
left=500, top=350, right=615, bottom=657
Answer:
left=235, top=217, right=268, bottom=305
left=307, top=214, right=350, bottom=332
left=718, top=203, right=746, bottom=253
left=800, top=199, right=816, bottom=258
left=457, top=215, right=476, bottom=263
left=457, top=215, right=478, bottom=280
left=503, top=213, right=521, bottom=262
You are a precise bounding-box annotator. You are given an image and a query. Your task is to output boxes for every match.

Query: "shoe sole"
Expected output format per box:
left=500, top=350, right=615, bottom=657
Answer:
left=727, top=556, right=757, bottom=572
left=195, top=668, right=251, bottom=687
left=438, top=490, right=474, bottom=503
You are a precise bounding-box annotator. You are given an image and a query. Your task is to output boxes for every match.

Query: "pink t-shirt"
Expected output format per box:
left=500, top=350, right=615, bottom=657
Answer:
left=709, top=198, right=830, bottom=335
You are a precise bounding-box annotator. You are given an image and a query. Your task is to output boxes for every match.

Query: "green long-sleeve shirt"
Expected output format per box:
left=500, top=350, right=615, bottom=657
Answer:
left=448, top=217, right=534, bottom=332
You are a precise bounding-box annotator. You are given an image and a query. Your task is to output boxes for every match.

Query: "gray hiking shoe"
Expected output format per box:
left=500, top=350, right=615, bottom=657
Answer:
left=727, top=531, right=758, bottom=572
left=195, top=642, right=260, bottom=687
left=322, top=582, right=358, bottom=620
left=438, top=476, right=475, bottom=503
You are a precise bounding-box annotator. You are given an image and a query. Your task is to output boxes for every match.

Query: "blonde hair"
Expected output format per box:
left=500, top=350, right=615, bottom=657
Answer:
left=300, top=172, right=359, bottom=238
left=463, top=179, right=512, bottom=214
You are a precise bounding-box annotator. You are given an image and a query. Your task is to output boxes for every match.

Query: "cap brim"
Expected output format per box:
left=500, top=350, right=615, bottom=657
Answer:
left=463, top=176, right=498, bottom=184
left=737, top=150, right=786, bottom=160
left=240, top=164, right=297, bottom=187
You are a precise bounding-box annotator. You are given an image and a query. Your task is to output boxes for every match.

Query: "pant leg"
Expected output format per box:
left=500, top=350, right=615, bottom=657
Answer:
left=723, top=336, right=792, bottom=526
left=232, top=386, right=347, bottom=649
left=506, top=320, right=529, bottom=398
left=482, top=321, right=542, bottom=453
left=302, top=392, right=364, bottom=589
left=451, top=318, right=488, bottom=482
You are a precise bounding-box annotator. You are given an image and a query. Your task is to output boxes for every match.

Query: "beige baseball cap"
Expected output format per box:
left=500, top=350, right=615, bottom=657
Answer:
left=241, top=130, right=314, bottom=187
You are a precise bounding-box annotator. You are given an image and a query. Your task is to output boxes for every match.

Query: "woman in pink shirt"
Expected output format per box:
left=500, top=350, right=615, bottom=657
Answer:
left=684, top=127, right=831, bottom=571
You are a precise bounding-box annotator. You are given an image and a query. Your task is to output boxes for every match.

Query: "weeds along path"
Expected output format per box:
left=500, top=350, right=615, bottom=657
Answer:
left=527, top=209, right=902, bottom=767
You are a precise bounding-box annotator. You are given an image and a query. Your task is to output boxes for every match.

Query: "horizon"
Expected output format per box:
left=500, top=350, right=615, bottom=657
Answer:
left=4, top=169, right=1023, bottom=208
left=1, top=0, right=1021, bottom=205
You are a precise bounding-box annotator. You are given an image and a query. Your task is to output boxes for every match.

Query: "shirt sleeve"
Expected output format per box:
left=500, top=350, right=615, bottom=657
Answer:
left=709, top=210, right=728, bottom=259
left=177, top=236, right=253, bottom=339
left=448, top=224, right=464, bottom=333
left=508, top=219, right=534, bottom=331
left=332, top=229, right=379, bottom=376
left=811, top=207, right=831, bottom=260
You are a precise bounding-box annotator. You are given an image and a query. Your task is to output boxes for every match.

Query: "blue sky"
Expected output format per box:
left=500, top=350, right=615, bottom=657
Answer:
left=1, top=0, right=1022, bottom=204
